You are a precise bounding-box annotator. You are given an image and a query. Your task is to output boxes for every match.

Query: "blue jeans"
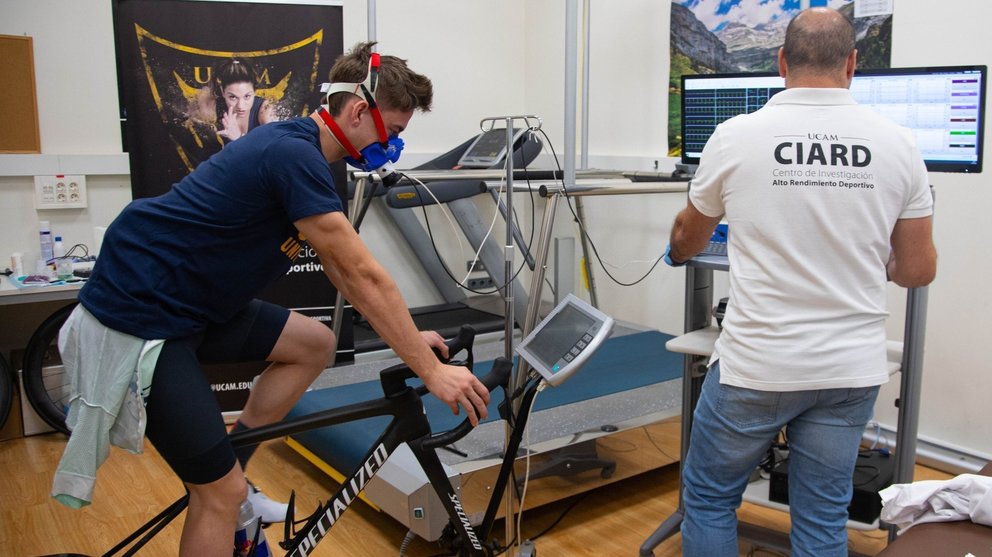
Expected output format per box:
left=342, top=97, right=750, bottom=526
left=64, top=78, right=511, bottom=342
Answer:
left=680, top=362, right=880, bottom=557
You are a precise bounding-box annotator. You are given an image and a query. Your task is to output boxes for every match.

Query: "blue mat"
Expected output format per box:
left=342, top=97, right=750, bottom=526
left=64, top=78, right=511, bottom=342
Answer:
left=286, top=330, right=680, bottom=474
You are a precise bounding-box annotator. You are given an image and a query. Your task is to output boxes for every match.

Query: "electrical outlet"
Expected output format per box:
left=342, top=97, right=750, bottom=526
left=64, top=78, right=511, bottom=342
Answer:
left=466, top=277, right=496, bottom=290
left=466, top=260, right=486, bottom=273
left=34, top=175, right=87, bottom=209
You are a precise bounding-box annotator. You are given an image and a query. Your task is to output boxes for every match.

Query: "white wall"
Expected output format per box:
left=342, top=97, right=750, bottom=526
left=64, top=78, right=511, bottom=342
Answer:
left=2, top=0, right=991, bottom=458
left=876, top=0, right=992, bottom=459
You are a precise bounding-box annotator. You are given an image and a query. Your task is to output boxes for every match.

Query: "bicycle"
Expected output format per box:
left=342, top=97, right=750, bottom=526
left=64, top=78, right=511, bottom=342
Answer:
left=90, top=324, right=545, bottom=557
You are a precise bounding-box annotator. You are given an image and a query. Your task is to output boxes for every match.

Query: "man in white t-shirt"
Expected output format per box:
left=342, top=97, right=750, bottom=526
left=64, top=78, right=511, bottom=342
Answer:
left=664, top=7, right=937, bottom=556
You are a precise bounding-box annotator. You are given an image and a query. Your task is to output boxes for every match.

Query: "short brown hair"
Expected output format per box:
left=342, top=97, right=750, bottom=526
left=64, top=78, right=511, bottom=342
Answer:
left=326, top=42, right=433, bottom=115
left=782, top=8, right=855, bottom=76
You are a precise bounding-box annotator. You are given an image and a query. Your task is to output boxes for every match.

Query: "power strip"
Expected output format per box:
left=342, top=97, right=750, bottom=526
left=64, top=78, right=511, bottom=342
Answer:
left=466, top=277, right=495, bottom=290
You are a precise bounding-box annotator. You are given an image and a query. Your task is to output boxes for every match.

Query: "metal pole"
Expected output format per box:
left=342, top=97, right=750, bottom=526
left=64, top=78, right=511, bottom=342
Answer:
left=476, top=114, right=541, bottom=557
left=887, top=185, right=935, bottom=542
left=328, top=177, right=368, bottom=367
left=503, top=119, right=515, bottom=362
left=522, top=194, right=561, bottom=341
left=581, top=0, right=591, bottom=170
left=566, top=0, right=598, bottom=308
left=564, top=0, right=578, bottom=199
left=367, top=0, right=376, bottom=43
left=888, top=285, right=928, bottom=541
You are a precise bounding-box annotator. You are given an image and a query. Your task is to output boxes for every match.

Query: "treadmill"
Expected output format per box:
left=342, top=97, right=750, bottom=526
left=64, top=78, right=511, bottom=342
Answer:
left=349, top=128, right=543, bottom=354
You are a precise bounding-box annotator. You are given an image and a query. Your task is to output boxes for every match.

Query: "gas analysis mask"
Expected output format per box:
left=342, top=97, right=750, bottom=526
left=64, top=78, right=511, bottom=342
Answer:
left=317, top=53, right=403, bottom=187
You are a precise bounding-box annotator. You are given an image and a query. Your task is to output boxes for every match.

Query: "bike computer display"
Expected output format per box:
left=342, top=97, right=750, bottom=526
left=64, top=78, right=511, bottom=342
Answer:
left=516, top=294, right=614, bottom=386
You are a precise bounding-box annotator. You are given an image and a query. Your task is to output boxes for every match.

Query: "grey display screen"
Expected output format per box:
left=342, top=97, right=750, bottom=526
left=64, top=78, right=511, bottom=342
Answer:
left=527, top=304, right=596, bottom=370
left=464, top=129, right=509, bottom=159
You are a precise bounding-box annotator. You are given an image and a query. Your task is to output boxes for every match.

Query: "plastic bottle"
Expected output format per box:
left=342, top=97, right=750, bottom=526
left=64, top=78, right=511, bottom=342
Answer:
left=234, top=499, right=271, bottom=557
left=53, top=235, right=66, bottom=258
left=39, top=221, right=54, bottom=264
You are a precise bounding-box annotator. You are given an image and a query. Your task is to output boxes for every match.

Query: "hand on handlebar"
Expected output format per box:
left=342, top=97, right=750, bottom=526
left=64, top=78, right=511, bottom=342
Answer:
left=422, top=363, right=490, bottom=427
left=420, top=330, right=449, bottom=360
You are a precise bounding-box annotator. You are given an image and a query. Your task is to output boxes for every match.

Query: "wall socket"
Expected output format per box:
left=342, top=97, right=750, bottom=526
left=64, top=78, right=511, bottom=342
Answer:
left=35, top=175, right=87, bottom=209
left=466, top=260, right=486, bottom=273
left=466, top=277, right=496, bottom=290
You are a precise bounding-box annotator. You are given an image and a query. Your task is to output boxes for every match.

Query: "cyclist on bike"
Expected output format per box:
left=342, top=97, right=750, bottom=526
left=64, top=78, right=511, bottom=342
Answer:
left=53, top=42, right=491, bottom=557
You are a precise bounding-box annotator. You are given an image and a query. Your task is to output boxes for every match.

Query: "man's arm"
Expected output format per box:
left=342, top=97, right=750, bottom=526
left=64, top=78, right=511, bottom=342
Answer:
left=887, top=216, right=937, bottom=288
left=295, top=211, right=489, bottom=425
left=668, top=201, right=724, bottom=264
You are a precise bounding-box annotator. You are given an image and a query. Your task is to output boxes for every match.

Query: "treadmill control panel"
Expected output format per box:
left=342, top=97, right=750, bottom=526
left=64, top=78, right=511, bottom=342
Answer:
left=516, top=294, right=614, bottom=386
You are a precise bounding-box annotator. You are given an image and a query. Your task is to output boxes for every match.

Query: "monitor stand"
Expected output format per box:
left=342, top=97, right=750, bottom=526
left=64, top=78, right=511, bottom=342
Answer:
left=674, top=163, right=697, bottom=179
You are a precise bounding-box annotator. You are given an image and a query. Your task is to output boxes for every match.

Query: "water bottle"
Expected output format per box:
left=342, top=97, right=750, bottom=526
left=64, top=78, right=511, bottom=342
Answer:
left=234, top=498, right=271, bottom=557
left=53, top=235, right=66, bottom=258
left=39, top=221, right=54, bottom=264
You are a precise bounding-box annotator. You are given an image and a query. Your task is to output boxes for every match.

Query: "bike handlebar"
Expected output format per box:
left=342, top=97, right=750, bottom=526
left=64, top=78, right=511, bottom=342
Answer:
left=380, top=325, right=477, bottom=398
left=436, top=324, right=476, bottom=368
left=421, top=356, right=513, bottom=450
left=377, top=325, right=511, bottom=450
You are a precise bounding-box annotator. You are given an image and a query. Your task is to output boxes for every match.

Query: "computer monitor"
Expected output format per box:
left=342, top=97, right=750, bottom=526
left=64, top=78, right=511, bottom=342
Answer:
left=680, top=65, right=987, bottom=174
left=851, top=65, right=986, bottom=173
left=680, top=72, right=784, bottom=167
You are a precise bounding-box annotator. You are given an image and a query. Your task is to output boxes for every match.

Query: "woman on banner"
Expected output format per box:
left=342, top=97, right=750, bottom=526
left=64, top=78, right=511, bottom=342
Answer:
left=213, top=57, right=278, bottom=142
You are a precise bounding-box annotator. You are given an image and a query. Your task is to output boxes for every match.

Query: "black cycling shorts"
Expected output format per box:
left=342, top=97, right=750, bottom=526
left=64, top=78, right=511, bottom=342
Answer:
left=143, top=299, right=290, bottom=485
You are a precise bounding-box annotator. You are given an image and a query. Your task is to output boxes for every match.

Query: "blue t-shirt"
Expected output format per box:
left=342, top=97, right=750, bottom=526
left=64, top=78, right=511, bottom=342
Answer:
left=80, top=117, right=343, bottom=339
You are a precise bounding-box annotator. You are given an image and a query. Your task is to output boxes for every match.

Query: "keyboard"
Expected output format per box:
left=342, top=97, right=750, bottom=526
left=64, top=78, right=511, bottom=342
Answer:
left=699, top=224, right=729, bottom=257
left=700, top=241, right=727, bottom=257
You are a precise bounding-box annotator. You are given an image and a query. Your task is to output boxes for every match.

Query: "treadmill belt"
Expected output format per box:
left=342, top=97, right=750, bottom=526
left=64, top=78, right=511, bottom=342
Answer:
left=287, top=330, right=680, bottom=475
left=353, top=303, right=506, bottom=353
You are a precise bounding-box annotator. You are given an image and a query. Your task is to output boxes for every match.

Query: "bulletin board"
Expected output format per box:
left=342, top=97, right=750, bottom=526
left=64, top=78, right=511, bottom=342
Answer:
left=0, top=35, right=41, bottom=153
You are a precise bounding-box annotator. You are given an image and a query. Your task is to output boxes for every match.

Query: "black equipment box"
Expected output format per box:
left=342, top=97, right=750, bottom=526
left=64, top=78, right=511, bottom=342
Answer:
left=768, top=450, right=895, bottom=524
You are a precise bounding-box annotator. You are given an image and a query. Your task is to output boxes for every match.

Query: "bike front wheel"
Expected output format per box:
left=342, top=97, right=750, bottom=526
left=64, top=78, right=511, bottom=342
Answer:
left=22, top=302, right=77, bottom=435
left=0, top=352, right=13, bottom=432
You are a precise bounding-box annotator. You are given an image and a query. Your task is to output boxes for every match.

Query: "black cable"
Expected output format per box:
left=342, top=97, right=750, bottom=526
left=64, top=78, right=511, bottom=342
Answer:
left=529, top=491, right=590, bottom=540
left=63, top=243, right=90, bottom=258
left=536, top=128, right=666, bottom=287
left=515, top=138, right=557, bottom=299
left=491, top=535, right=518, bottom=557
left=404, top=171, right=534, bottom=296
left=402, top=132, right=564, bottom=300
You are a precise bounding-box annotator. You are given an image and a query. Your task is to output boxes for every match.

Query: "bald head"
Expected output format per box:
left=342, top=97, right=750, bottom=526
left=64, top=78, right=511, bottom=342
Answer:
left=781, top=7, right=856, bottom=86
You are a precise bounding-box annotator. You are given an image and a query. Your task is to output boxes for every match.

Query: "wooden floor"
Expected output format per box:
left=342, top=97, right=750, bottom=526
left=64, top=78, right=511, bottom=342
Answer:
left=0, top=431, right=949, bottom=557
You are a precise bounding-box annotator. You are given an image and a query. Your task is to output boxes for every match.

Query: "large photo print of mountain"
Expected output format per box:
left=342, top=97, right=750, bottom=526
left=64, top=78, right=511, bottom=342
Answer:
left=668, top=0, right=892, bottom=154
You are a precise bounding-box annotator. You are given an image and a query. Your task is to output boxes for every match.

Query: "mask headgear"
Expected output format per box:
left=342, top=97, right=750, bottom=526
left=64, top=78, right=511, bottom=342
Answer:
left=317, top=53, right=402, bottom=186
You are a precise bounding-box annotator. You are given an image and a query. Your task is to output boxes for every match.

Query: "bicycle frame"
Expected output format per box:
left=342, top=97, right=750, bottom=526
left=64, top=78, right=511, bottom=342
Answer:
left=106, top=329, right=537, bottom=557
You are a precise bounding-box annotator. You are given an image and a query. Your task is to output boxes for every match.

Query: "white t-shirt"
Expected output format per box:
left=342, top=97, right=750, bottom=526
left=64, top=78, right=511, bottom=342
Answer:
left=690, top=88, right=933, bottom=392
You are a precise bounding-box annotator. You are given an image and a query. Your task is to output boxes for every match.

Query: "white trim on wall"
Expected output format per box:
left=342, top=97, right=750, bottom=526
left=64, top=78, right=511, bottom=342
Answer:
left=0, top=154, right=130, bottom=177
left=182, top=0, right=342, bottom=5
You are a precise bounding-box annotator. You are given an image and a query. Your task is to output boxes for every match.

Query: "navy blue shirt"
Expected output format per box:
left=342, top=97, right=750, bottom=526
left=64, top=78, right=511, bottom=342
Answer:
left=81, top=117, right=342, bottom=339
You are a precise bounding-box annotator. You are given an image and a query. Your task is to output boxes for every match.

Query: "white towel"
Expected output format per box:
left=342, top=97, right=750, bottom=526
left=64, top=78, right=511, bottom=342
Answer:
left=51, top=304, right=162, bottom=508
left=880, top=473, right=992, bottom=533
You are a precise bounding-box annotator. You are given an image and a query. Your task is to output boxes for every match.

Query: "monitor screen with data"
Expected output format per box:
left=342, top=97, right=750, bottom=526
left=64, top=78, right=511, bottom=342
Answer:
left=680, top=72, right=783, bottom=166
left=680, top=65, right=987, bottom=173
left=850, top=65, right=986, bottom=173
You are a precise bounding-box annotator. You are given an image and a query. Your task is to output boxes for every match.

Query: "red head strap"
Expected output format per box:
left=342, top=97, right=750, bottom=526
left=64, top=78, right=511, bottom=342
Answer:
left=316, top=106, right=363, bottom=161
left=321, top=53, right=389, bottom=148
